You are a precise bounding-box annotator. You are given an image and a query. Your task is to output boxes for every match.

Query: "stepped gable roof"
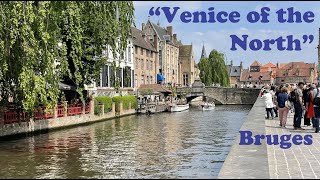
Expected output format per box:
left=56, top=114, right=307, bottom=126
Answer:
left=131, top=27, right=157, bottom=52
left=179, top=45, right=192, bottom=57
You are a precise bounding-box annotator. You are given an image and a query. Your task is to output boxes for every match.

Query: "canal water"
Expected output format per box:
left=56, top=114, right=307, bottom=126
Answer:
left=0, top=105, right=251, bottom=179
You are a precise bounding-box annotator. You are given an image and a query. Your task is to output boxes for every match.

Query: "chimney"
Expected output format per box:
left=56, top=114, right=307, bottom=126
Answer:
left=240, top=61, right=243, bottom=69
left=173, top=34, right=177, bottom=40
left=153, top=34, right=158, bottom=51
left=142, top=23, right=145, bottom=31
left=166, top=26, right=173, bottom=37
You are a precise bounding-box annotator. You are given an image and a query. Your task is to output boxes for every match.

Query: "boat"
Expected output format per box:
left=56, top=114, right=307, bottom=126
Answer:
left=137, top=104, right=157, bottom=114
left=168, top=103, right=189, bottom=112
left=200, top=102, right=215, bottom=111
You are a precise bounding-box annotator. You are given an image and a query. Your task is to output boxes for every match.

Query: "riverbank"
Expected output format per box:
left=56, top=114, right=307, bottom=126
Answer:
left=218, top=97, right=320, bottom=179
left=217, top=97, right=269, bottom=179
left=0, top=102, right=136, bottom=139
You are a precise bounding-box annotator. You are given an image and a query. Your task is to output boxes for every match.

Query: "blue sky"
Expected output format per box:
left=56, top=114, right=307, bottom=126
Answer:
left=133, top=1, right=320, bottom=68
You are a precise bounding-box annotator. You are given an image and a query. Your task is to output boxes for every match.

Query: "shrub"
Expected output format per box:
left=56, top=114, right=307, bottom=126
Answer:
left=94, top=99, right=102, bottom=115
left=112, top=95, right=137, bottom=112
left=95, top=96, right=113, bottom=113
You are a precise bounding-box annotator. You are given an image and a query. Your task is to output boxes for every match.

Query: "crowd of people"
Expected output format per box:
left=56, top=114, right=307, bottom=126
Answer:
left=261, top=82, right=320, bottom=133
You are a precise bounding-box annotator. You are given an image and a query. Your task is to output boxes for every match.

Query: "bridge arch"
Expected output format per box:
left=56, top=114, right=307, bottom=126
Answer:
left=177, top=86, right=260, bottom=105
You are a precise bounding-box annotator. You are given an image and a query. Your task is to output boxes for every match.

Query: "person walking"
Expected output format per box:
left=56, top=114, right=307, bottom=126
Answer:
left=312, top=83, right=320, bottom=133
left=303, top=84, right=312, bottom=126
left=263, top=89, right=275, bottom=119
left=276, top=86, right=290, bottom=128
left=293, top=82, right=305, bottom=130
left=306, top=84, right=316, bottom=129
left=270, top=85, right=278, bottom=118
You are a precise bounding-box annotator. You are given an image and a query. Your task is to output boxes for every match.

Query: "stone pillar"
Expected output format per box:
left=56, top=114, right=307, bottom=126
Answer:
left=90, top=97, right=94, bottom=115
left=112, top=102, right=115, bottom=117
left=119, top=102, right=123, bottom=115
left=63, top=101, right=68, bottom=117
left=82, top=102, right=86, bottom=115
left=100, top=104, right=104, bottom=116
left=54, top=104, right=58, bottom=119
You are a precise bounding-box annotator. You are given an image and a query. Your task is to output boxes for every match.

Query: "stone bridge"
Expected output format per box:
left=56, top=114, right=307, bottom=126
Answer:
left=176, top=86, right=261, bottom=105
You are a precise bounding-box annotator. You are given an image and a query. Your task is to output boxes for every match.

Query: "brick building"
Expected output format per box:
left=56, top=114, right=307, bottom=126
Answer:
left=275, top=62, right=317, bottom=85
left=131, top=26, right=158, bottom=89
left=142, top=20, right=180, bottom=85
left=178, top=44, right=195, bottom=87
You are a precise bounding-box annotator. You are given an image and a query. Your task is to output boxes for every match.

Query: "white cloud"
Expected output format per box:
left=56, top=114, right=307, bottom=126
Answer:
left=194, top=32, right=204, bottom=36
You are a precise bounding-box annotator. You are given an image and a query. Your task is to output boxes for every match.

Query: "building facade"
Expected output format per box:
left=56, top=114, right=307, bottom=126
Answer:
left=131, top=26, right=158, bottom=89
left=275, top=62, right=317, bottom=85
left=227, top=61, right=242, bottom=87
left=142, top=20, right=180, bottom=85
left=93, top=38, right=135, bottom=91
left=178, top=45, right=195, bottom=87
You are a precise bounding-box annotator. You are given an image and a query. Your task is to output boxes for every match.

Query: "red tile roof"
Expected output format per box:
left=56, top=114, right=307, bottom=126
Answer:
left=240, top=69, right=272, bottom=81
left=262, top=62, right=277, bottom=68
left=275, top=62, right=316, bottom=78
left=260, top=62, right=278, bottom=72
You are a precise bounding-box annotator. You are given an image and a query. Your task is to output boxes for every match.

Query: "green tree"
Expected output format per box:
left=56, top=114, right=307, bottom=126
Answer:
left=0, top=1, right=134, bottom=120
left=198, top=49, right=230, bottom=87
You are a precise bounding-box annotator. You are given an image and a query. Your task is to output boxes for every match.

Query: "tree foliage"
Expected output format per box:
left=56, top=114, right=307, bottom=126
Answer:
left=198, top=49, right=230, bottom=87
left=0, top=1, right=134, bottom=118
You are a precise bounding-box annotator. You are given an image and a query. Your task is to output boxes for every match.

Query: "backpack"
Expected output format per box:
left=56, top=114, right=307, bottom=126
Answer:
left=313, top=88, right=320, bottom=106
left=289, top=90, right=297, bottom=102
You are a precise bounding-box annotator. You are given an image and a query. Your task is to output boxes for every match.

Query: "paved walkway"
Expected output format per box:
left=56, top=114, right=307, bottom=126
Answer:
left=218, top=98, right=320, bottom=179
left=266, top=112, right=320, bottom=179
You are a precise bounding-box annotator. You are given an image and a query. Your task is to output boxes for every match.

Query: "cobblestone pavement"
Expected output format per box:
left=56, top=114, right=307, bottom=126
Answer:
left=266, top=112, right=320, bottom=179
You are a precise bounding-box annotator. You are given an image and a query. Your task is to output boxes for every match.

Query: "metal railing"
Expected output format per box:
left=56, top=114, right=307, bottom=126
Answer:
left=1, top=103, right=91, bottom=124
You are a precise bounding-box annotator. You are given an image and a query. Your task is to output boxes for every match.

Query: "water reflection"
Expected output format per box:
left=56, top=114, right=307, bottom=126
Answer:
left=0, top=105, right=251, bottom=179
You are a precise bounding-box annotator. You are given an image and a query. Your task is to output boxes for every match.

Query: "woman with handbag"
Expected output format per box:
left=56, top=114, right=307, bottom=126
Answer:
left=306, top=84, right=316, bottom=130
left=277, top=86, right=290, bottom=128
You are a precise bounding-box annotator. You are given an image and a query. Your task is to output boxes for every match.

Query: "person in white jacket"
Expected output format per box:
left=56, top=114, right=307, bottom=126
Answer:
left=263, top=90, right=275, bottom=119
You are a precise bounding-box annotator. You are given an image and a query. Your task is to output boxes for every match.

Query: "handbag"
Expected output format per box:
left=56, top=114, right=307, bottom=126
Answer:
left=285, top=100, right=292, bottom=109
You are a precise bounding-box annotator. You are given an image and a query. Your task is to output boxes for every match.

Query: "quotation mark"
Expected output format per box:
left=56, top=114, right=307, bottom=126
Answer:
left=149, top=7, right=161, bottom=17
left=302, top=35, right=314, bottom=44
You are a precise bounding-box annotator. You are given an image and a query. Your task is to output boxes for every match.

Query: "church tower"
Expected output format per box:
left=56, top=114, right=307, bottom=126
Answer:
left=201, top=42, right=207, bottom=59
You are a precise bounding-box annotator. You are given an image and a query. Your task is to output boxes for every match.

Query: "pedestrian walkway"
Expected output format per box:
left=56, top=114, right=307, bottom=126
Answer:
left=266, top=112, right=320, bottom=179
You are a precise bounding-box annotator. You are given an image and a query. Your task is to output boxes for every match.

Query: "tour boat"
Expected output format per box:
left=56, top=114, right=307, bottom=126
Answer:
left=169, top=103, right=189, bottom=112
left=200, top=102, right=215, bottom=111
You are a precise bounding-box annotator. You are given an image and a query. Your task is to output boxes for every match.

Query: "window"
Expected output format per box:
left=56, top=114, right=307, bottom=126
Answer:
left=183, top=73, right=189, bottom=86
left=135, top=58, right=139, bottom=69
left=141, top=75, right=145, bottom=85
left=146, top=50, right=149, bottom=57
left=141, top=48, right=143, bottom=55
left=146, top=60, right=149, bottom=70
left=147, top=76, right=149, bottom=84
left=151, top=51, right=153, bottom=58
left=159, top=50, right=162, bottom=66
left=135, top=46, right=138, bottom=54
left=141, top=59, right=144, bottom=70
left=150, top=60, right=153, bottom=70
left=128, top=47, right=132, bottom=62
left=135, top=74, right=138, bottom=87
left=150, top=76, right=153, bottom=84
